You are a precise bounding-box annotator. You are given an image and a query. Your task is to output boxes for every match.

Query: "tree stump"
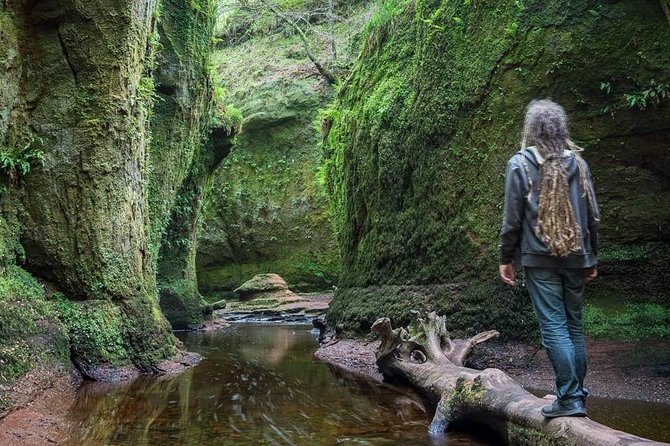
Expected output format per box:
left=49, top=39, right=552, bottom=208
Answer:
left=372, top=312, right=667, bottom=446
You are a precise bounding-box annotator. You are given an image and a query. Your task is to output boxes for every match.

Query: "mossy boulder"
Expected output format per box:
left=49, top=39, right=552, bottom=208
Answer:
left=234, top=273, right=292, bottom=300
left=323, top=0, right=670, bottom=337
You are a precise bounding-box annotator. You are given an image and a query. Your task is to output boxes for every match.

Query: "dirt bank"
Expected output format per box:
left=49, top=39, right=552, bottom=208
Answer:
left=0, top=349, right=202, bottom=445
left=0, top=363, right=80, bottom=445
left=316, top=337, right=670, bottom=404
left=471, top=338, right=670, bottom=404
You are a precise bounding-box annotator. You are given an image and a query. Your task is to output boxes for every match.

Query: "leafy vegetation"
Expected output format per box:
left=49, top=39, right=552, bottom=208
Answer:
left=624, top=80, right=670, bottom=110
left=585, top=303, right=670, bottom=340
left=0, top=136, right=44, bottom=187
left=599, top=78, right=670, bottom=113
left=211, top=92, right=243, bottom=135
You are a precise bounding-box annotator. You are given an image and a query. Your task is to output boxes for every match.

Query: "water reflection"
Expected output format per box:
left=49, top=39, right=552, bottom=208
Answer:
left=65, top=325, right=494, bottom=446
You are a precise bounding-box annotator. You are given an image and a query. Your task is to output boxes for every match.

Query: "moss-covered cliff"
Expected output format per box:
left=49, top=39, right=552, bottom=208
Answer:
left=0, top=0, right=223, bottom=392
left=196, top=75, right=338, bottom=293
left=149, top=0, right=239, bottom=329
left=196, top=0, right=375, bottom=293
left=323, top=0, right=670, bottom=337
left=158, top=119, right=239, bottom=329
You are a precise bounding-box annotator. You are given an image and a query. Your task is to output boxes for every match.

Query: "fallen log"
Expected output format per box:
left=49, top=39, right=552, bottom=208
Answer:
left=372, top=312, right=668, bottom=446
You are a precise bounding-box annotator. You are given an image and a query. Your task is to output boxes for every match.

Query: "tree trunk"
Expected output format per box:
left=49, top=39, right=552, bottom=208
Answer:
left=262, top=0, right=338, bottom=84
left=372, top=312, right=667, bottom=446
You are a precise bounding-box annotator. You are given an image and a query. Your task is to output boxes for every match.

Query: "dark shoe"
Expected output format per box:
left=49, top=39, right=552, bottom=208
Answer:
left=541, top=399, right=587, bottom=418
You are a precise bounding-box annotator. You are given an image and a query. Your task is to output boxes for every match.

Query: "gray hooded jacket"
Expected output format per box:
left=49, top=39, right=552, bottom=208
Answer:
left=499, top=147, right=599, bottom=269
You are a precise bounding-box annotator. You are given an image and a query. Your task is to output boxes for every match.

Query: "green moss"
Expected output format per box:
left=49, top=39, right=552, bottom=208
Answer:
left=158, top=278, right=211, bottom=329
left=326, top=281, right=537, bottom=340
left=445, top=376, right=486, bottom=412
left=148, top=0, right=219, bottom=254
left=146, top=0, right=246, bottom=330
left=198, top=245, right=338, bottom=293
left=0, top=0, right=236, bottom=383
left=0, top=0, right=188, bottom=377
left=0, top=181, right=68, bottom=388
left=117, top=297, right=177, bottom=370
left=323, top=0, right=670, bottom=331
left=507, top=424, right=564, bottom=446
left=584, top=303, right=670, bottom=341
left=195, top=0, right=383, bottom=294
left=157, top=125, right=235, bottom=329
left=591, top=242, right=670, bottom=305
left=0, top=266, right=69, bottom=385
left=53, top=294, right=128, bottom=366
left=226, top=297, right=286, bottom=309
left=197, top=100, right=340, bottom=292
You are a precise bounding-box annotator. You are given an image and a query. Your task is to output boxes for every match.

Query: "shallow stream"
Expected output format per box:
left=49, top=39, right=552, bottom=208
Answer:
left=64, top=324, right=670, bottom=445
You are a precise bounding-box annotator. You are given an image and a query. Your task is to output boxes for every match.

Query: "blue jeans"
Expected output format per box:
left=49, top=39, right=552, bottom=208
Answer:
left=525, top=267, right=587, bottom=402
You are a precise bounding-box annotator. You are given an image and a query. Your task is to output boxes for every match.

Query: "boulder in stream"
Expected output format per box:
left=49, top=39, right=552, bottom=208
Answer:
left=222, top=274, right=332, bottom=322
left=210, top=299, right=227, bottom=311
left=234, top=273, right=297, bottom=300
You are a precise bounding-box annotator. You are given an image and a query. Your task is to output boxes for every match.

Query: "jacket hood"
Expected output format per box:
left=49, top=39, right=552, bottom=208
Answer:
left=521, top=146, right=579, bottom=179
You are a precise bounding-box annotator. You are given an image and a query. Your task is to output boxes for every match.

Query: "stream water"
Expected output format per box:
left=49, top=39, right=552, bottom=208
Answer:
left=64, top=324, right=495, bottom=445
left=64, top=324, right=670, bottom=445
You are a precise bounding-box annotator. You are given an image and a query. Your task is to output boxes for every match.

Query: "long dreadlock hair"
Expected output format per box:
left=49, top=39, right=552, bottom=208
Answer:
left=521, top=99, right=596, bottom=257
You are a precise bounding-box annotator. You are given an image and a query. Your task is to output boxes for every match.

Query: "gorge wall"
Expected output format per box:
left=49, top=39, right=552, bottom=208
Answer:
left=0, top=0, right=225, bottom=401
left=195, top=0, right=376, bottom=293
left=323, top=0, right=670, bottom=337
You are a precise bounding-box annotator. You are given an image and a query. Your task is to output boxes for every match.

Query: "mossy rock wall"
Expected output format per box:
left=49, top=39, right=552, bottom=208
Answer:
left=149, top=0, right=226, bottom=330
left=0, top=0, right=222, bottom=383
left=0, top=6, right=69, bottom=403
left=196, top=86, right=339, bottom=292
left=149, top=0, right=217, bottom=250
left=324, top=0, right=670, bottom=336
left=158, top=128, right=235, bottom=329
left=195, top=7, right=372, bottom=293
left=0, top=191, right=70, bottom=407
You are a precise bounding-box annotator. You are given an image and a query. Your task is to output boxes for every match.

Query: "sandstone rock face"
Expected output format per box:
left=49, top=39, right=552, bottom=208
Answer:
left=0, top=0, right=223, bottom=386
left=4, top=0, right=178, bottom=373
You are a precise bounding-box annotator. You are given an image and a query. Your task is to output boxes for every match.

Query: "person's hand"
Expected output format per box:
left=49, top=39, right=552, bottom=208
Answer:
left=499, top=263, right=516, bottom=287
left=585, top=267, right=598, bottom=284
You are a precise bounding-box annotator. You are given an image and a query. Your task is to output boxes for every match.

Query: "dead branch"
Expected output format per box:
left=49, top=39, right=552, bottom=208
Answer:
left=372, top=312, right=667, bottom=446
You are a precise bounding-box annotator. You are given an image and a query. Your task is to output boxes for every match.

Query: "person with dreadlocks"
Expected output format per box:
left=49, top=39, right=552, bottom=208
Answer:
left=499, top=99, right=600, bottom=418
